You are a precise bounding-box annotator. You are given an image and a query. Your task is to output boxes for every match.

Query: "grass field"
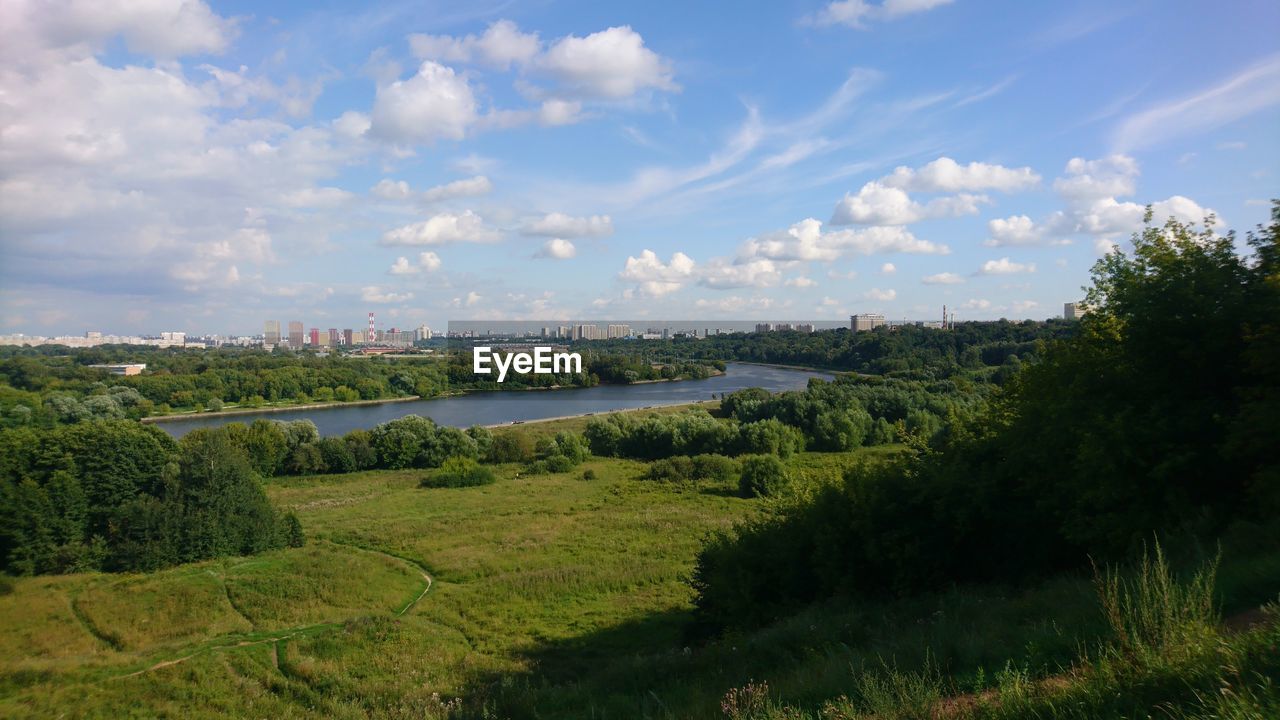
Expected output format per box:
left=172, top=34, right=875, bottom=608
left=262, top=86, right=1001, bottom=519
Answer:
left=1, top=408, right=1276, bottom=718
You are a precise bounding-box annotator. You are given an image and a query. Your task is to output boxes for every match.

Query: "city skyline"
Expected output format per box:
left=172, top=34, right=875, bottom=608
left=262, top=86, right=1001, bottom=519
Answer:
left=2, top=1, right=1277, bottom=336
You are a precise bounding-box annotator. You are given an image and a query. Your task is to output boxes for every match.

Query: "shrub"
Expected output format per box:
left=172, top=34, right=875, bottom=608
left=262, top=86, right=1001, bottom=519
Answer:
left=206, top=398, right=224, bottom=412
left=280, top=512, right=305, bottom=548
left=420, top=457, right=496, bottom=488
left=544, top=455, right=575, bottom=473
left=581, top=468, right=597, bottom=481
left=738, top=454, right=790, bottom=498
left=286, top=443, right=327, bottom=475
left=690, top=454, right=738, bottom=483
left=647, top=456, right=694, bottom=482
left=488, top=431, right=533, bottom=463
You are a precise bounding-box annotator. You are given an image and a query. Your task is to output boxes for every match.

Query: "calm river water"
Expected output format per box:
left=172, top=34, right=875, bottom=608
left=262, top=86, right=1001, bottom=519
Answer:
left=152, top=362, right=832, bottom=438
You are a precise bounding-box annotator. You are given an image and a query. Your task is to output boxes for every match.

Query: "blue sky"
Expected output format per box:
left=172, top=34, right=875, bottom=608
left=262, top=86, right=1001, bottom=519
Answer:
left=1, top=0, right=1277, bottom=336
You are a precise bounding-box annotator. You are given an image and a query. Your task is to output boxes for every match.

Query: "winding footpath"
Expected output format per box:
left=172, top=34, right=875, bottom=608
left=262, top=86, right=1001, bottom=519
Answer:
left=106, top=540, right=434, bottom=682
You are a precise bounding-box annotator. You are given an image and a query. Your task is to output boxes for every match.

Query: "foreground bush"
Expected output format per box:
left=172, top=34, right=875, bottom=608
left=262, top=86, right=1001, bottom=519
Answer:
left=647, top=454, right=738, bottom=484
left=420, top=456, right=496, bottom=488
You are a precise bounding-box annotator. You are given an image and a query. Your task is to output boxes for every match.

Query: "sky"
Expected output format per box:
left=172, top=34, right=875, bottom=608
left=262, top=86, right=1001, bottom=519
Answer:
left=1, top=0, right=1277, bottom=337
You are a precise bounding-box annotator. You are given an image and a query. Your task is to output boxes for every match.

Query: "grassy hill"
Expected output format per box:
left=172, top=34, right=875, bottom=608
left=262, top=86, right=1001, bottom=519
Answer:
left=2, top=419, right=1274, bottom=718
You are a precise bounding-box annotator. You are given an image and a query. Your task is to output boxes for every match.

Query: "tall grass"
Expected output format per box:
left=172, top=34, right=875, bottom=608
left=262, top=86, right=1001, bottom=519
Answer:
left=1094, top=541, right=1219, bottom=663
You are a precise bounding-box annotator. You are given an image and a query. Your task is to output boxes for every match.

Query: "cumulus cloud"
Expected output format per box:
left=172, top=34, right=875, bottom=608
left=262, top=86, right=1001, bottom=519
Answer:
left=388, top=252, right=442, bottom=275
left=922, top=272, right=964, bottom=284
left=741, top=218, right=950, bottom=261
left=810, top=0, right=954, bottom=29
left=883, top=157, right=1041, bottom=192
left=380, top=211, right=502, bottom=246
left=786, top=276, right=818, bottom=288
left=863, top=288, right=897, bottom=301
left=978, top=258, right=1036, bottom=275
left=422, top=175, right=492, bottom=202
left=618, top=249, right=696, bottom=296
left=985, top=214, right=1045, bottom=247
left=409, top=20, right=540, bottom=69
left=535, top=238, right=577, bottom=259
left=1053, top=155, right=1140, bottom=201
left=3, top=0, right=237, bottom=60
left=368, top=61, right=478, bottom=144
left=699, top=258, right=782, bottom=290
left=830, top=182, right=987, bottom=225
left=536, top=26, right=677, bottom=99
left=523, top=212, right=614, bottom=238
left=880, top=262, right=896, bottom=275
left=961, top=298, right=992, bottom=310
left=361, top=286, right=414, bottom=303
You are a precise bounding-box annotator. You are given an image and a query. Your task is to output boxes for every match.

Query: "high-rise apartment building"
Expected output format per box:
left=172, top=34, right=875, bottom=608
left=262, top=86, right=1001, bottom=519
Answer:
left=288, top=321, right=304, bottom=348
left=343, top=329, right=353, bottom=345
left=264, top=320, right=280, bottom=346
left=851, top=314, right=886, bottom=332
left=606, top=324, right=631, bottom=339
left=328, top=328, right=339, bottom=346
left=1064, top=302, right=1087, bottom=320
left=309, top=328, right=319, bottom=346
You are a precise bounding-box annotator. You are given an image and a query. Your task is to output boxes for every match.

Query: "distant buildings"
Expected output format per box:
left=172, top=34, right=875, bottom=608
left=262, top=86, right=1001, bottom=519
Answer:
left=88, top=363, right=147, bottom=375
left=264, top=320, right=281, bottom=347
left=851, top=313, right=886, bottom=332
left=288, top=321, right=304, bottom=348
left=1064, top=302, right=1087, bottom=320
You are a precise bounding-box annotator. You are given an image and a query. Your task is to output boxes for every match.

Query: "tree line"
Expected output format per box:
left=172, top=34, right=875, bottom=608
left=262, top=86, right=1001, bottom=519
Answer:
left=690, top=207, right=1280, bottom=629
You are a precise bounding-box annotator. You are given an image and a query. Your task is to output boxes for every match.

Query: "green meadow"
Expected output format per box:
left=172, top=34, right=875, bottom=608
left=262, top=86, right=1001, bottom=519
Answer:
left=2, top=414, right=1275, bottom=718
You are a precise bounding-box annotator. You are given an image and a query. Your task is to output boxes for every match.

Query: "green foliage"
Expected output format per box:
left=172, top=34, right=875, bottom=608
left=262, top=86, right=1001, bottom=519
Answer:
left=420, top=456, right=497, bottom=488
left=647, top=454, right=739, bottom=484
left=738, top=454, right=790, bottom=498
left=488, top=430, right=534, bottom=463
left=693, top=208, right=1280, bottom=630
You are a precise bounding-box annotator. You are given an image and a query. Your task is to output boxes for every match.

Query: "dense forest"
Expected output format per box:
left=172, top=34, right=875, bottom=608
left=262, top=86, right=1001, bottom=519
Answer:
left=691, top=208, right=1280, bottom=629
left=588, top=318, right=1075, bottom=379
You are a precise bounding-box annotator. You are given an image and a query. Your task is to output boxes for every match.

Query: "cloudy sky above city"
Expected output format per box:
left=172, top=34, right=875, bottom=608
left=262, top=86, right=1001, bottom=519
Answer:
left=1, top=0, right=1277, bottom=336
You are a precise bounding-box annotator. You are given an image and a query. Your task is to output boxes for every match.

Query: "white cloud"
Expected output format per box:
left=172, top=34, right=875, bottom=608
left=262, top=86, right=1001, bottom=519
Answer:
left=361, top=286, right=414, bottom=303
left=1012, top=300, right=1040, bottom=314
left=830, top=181, right=987, bottom=225
left=4, top=0, right=237, bottom=60
left=985, top=214, right=1044, bottom=246
left=786, top=276, right=817, bottom=288
left=1112, top=54, right=1280, bottom=152
left=368, top=61, right=478, bottom=145
left=978, top=258, right=1036, bottom=275
left=388, top=252, right=442, bottom=275
left=372, top=179, right=412, bottom=200
left=523, top=212, right=614, bottom=238
left=742, top=218, right=950, bottom=261
left=539, top=99, right=584, bottom=126
left=618, top=249, right=696, bottom=296
left=863, top=287, right=897, bottom=301
left=811, top=0, right=954, bottom=29
left=380, top=211, right=502, bottom=246
left=409, top=20, right=540, bottom=70
left=536, top=26, right=677, bottom=99
left=535, top=238, right=577, bottom=259
left=880, top=263, right=898, bottom=275
left=922, top=272, right=964, bottom=284
left=422, top=175, right=492, bottom=202
left=699, top=258, right=781, bottom=289
left=961, top=298, right=992, bottom=310
left=1053, top=155, right=1139, bottom=201
left=883, top=157, right=1041, bottom=192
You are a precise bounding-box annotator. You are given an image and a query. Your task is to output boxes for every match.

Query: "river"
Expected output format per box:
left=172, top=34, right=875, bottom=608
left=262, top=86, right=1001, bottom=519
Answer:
left=151, top=362, right=833, bottom=439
